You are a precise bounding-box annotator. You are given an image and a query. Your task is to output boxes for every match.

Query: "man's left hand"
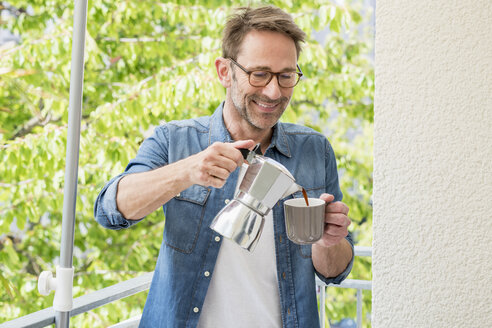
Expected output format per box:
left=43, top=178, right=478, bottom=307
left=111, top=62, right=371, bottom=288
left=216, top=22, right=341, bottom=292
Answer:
left=315, top=193, right=351, bottom=248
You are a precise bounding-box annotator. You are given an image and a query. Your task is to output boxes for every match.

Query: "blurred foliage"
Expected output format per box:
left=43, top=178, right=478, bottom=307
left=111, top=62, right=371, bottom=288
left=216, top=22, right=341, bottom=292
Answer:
left=0, top=0, right=373, bottom=326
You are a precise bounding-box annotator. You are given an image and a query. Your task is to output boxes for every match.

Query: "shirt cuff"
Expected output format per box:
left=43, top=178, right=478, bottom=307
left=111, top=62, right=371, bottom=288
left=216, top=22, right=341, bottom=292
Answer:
left=94, top=173, right=144, bottom=230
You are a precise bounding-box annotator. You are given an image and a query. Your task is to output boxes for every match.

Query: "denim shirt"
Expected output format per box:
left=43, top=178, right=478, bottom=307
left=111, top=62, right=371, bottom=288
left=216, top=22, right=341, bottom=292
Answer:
left=94, top=103, right=354, bottom=328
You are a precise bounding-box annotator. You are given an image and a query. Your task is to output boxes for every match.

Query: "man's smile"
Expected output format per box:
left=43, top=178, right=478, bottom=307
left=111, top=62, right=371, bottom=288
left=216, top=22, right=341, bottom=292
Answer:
left=250, top=97, right=283, bottom=113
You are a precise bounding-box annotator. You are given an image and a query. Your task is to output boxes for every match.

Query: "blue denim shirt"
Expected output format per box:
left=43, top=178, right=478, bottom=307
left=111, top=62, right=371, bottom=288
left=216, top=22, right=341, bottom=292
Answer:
left=94, top=103, right=354, bottom=328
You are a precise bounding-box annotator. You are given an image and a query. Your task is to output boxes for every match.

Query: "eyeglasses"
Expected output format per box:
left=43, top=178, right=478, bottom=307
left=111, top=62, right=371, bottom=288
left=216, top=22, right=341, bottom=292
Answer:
left=229, top=58, right=303, bottom=88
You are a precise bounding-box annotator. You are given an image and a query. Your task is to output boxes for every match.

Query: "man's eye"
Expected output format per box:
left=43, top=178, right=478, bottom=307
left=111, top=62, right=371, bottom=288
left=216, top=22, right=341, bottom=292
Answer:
left=252, top=71, right=269, bottom=78
left=280, top=73, right=295, bottom=80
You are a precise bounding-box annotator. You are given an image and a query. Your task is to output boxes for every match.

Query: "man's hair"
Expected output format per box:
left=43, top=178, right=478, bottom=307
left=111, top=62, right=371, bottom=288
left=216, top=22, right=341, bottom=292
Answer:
left=222, top=6, right=306, bottom=60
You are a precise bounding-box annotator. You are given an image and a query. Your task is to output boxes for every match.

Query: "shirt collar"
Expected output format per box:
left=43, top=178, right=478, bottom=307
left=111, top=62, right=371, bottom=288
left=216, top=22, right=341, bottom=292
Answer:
left=209, top=102, right=233, bottom=145
left=208, top=101, right=292, bottom=158
left=269, top=122, right=292, bottom=158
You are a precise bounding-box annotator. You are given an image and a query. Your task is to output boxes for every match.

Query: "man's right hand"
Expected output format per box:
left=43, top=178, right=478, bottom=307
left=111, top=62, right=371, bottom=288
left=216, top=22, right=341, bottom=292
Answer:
left=187, top=140, right=255, bottom=188
left=116, top=139, right=255, bottom=220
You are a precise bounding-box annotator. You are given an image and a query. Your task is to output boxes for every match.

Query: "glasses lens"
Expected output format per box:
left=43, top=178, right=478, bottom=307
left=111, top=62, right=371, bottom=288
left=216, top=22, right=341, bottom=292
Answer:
left=250, top=71, right=271, bottom=86
left=278, top=72, right=299, bottom=88
left=247, top=69, right=301, bottom=88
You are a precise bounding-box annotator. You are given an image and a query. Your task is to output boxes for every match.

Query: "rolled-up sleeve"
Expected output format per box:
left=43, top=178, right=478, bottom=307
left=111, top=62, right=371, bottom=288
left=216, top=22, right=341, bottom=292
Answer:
left=94, top=125, right=169, bottom=230
left=94, top=173, right=143, bottom=230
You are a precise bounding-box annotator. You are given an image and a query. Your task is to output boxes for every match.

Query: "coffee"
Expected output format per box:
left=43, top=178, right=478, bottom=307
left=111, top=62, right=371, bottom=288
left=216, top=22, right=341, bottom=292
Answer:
left=301, top=188, right=309, bottom=206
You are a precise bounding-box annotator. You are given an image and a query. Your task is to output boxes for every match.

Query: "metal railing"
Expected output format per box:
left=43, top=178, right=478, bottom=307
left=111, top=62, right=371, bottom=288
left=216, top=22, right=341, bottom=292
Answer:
left=0, top=273, right=153, bottom=328
left=318, top=246, right=372, bottom=328
left=0, top=246, right=371, bottom=328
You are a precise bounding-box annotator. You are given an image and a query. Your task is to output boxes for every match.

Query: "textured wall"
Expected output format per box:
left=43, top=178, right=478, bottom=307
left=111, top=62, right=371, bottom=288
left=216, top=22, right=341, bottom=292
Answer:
left=373, top=0, right=492, bottom=326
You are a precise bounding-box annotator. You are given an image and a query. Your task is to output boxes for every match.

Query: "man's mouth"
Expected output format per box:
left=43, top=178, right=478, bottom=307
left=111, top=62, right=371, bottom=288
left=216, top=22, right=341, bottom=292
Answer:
left=252, top=99, right=280, bottom=111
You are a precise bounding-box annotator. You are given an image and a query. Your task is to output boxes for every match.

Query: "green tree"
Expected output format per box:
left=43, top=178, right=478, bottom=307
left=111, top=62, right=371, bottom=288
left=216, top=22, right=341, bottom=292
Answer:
left=0, top=0, right=373, bottom=326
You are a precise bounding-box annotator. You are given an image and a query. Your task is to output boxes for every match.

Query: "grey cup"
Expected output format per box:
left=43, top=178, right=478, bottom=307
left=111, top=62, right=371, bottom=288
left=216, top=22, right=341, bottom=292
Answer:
left=284, top=198, right=326, bottom=244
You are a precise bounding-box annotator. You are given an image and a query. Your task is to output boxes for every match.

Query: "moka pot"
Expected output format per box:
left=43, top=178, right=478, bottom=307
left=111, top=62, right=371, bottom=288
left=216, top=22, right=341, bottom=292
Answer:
left=209, top=145, right=302, bottom=251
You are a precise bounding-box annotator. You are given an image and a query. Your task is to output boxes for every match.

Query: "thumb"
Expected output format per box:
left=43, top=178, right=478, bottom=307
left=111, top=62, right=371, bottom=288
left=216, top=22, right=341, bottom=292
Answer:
left=231, top=139, right=256, bottom=150
left=320, top=193, right=335, bottom=203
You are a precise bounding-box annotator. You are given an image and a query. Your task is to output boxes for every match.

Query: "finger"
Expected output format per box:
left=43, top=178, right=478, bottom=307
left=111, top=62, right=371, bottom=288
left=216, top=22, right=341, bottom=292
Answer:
left=323, top=224, right=349, bottom=238
left=211, top=142, right=251, bottom=166
left=199, top=168, right=227, bottom=188
left=208, top=165, right=232, bottom=180
left=320, top=193, right=335, bottom=203
left=324, top=213, right=351, bottom=228
left=207, top=155, right=239, bottom=174
left=231, top=139, right=256, bottom=151
left=326, top=201, right=349, bottom=215
left=205, top=143, right=243, bottom=170
left=208, top=175, right=226, bottom=188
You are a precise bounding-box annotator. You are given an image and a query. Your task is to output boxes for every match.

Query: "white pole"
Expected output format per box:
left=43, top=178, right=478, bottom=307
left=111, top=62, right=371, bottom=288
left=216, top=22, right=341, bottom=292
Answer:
left=319, top=286, right=326, bottom=328
left=56, top=0, right=88, bottom=326
left=356, top=289, right=362, bottom=328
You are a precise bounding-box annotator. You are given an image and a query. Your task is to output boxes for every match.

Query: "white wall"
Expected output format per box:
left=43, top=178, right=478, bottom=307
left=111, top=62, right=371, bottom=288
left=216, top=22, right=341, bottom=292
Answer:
left=373, top=1, right=492, bottom=326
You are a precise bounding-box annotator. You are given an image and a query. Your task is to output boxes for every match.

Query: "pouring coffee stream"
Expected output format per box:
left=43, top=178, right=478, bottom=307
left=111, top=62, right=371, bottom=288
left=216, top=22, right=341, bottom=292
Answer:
left=210, top=143, right=308, bottom=251
left=301, top=188, right=309, bottom=206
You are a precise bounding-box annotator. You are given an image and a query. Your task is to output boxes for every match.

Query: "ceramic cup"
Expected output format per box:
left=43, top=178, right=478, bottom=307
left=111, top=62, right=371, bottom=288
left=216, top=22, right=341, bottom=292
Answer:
left=284, top=198, right=325, bottom=244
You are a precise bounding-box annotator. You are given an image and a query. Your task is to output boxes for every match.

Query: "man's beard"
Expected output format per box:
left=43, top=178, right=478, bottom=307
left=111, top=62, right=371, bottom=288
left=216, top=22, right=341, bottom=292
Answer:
left=231, top=86, right=290, bottom=130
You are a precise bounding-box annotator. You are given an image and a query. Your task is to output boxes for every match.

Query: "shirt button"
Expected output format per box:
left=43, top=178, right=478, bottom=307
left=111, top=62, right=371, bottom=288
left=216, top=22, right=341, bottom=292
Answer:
left=193, top=307, right=199, bottom=313
left=287, top=308, right=291, bottom=315
left=176, top=193, right=180, bottom=197
left=215, top=236, right=221, bottom=242
left=279, top=235, right=283, bottom=243
left=224, top=199, right=230, bottom=204
left=282, top=272, right=286, bottom=279
left=204, top=271, right=210, bottom=277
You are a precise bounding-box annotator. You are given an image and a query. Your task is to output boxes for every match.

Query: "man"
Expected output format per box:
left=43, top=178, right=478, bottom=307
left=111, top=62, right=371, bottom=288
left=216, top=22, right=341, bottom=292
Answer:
left=95, top=5, right=353, bottom=328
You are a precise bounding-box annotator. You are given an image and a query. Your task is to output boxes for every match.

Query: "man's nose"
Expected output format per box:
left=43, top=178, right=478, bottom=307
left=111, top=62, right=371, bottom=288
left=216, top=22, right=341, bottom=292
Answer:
left=261, top=76, right=282, bottom=99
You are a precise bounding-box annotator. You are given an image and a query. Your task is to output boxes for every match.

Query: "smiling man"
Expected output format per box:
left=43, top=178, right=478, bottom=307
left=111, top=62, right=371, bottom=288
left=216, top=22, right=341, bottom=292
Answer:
left=95, top=6, right=353, bottom=328
left=223, top=30, right=296, bottom=131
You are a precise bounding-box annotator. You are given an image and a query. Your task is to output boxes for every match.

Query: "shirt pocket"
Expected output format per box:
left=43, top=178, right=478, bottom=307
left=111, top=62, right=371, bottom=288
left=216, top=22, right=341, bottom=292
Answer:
left=163, top=184, right=210, bottom=253
left=289, top=186, right=324, bottom=258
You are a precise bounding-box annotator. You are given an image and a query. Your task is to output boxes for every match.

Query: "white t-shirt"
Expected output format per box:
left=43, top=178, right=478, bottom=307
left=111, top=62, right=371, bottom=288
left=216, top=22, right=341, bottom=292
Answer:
left=197, top=211, right=282, bottom=328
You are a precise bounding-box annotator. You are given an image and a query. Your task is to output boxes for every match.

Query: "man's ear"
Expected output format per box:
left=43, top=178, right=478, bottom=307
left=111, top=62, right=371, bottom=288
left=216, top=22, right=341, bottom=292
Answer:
left=215, top=57, right=232, bottom=88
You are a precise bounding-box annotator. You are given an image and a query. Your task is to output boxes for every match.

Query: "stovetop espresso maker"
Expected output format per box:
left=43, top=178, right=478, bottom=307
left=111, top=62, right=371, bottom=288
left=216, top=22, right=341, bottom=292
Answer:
left=210, top=144, right=303, bottom=251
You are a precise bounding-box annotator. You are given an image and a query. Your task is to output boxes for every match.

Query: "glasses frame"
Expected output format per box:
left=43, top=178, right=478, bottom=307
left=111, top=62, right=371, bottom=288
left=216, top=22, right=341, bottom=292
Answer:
left=229, top=58, right=303, bottom=88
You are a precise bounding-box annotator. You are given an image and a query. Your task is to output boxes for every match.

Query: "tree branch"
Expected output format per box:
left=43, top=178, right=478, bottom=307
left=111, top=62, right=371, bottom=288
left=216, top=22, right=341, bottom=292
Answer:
left=11, top=108, right=60, bottom=140
left=0, top=2, right=29, bottom=17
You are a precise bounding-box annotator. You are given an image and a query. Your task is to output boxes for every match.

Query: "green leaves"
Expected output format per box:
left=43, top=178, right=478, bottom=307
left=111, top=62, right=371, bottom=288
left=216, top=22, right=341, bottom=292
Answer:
left=1, top=0, right=373, bottom=325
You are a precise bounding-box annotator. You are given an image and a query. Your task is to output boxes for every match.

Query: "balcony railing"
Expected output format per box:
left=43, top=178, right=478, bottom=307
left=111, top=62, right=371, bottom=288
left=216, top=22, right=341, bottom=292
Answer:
left=319, top=246, right=372, bottom=328
left=0, top=246, right=371, bottom=328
